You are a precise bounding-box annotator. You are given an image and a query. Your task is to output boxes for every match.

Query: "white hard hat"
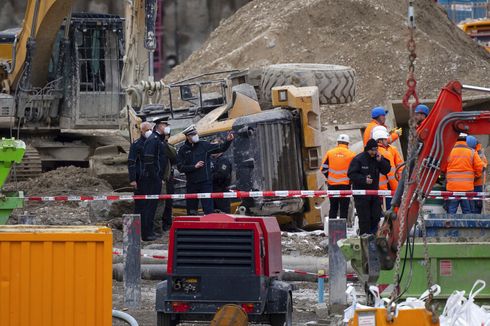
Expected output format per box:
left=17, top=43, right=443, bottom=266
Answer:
left=459, top=132, right=468, bottom=138
left=337, top=134, right=350, bottom=143
left=373, top=129, right=389, bottom=141
left=372, top=125, right=388, bottom=134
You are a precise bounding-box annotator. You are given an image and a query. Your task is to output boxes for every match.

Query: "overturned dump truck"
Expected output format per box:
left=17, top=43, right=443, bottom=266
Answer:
left=125, top=64, right=357, bottom=228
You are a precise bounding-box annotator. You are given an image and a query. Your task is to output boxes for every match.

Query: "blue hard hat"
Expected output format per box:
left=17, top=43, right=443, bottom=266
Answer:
left=466, top=135, right=477, bottom=149
left=371, top=107, right=388, bottom=119
left=415, top=104, right=429, bottom=116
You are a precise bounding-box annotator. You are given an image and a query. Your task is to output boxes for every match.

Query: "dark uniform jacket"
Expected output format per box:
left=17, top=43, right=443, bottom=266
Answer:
left=177, top=140, right=232, bottom=184
left=347, top=151, right=391, bottom=190
left=211, top=156, right=232, bottom=192
left=142, top=131, right=168, bottom=180
left=128, top=136, right=145, bottom=182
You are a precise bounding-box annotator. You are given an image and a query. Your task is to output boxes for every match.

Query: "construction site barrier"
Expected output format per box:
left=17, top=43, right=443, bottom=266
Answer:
left=112, top=249, right=166, bottom=260
left=23, top=190, right=490, bottom=202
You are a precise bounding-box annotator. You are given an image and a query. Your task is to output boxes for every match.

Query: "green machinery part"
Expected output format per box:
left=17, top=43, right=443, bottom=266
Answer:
left=0, top=138, right=26, bottom=224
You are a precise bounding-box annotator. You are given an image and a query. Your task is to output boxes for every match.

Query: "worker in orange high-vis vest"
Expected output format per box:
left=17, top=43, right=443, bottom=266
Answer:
left=321, top=134, right=356, bottom=219
left=467, top=136, right=488, bottom=214
left=373, top=127, right=398, bottom=210
left=388, top=144, right=403, bottom=180
left=363, top=107, right=402, bottom=146
left=444, top=133, right=485, bottom=214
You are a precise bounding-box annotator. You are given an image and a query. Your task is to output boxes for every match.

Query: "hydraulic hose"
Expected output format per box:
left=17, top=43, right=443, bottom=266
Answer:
left=112, top=309, right=139, bottom=326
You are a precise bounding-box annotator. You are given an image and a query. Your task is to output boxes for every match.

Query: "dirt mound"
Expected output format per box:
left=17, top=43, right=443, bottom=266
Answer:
left=166, top=0, right=490, bottom=124
left=5, top=167, right=115, bottom=227
left=6, top=166, right=113, bottom=196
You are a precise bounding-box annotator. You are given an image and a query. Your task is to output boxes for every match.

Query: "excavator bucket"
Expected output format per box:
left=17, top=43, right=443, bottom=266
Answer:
left=0, top=138, right=26, bottom=224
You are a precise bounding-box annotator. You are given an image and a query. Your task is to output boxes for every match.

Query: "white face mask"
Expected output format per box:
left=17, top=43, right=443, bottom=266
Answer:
left=164, top=126, right=171, bottom=135
left=191, top=134, right=200, bottom=143
left=144, top=130, right=153, bottom=139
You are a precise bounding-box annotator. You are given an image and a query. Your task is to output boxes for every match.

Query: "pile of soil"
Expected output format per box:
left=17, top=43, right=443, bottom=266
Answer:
left=6, top=166, right=113, bottom=196
left=166, top=0, right=490, bottom=125
left=5, top=167, right=114, bottom=226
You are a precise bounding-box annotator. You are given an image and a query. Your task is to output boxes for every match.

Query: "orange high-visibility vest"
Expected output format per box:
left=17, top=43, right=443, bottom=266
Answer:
left=388, top=145, right=404, bottom=179
left=320, top=144, right=356, bottom=186
left=378, top=145, right=398, bottom=191
left=445, top=141, right=485, bottom=191
left=475, top=143, right=488, bottom=187
left=363, top=120, right=399, bottom=145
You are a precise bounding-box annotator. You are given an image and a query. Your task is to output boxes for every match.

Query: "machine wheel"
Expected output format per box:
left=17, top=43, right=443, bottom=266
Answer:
left=269, top=293, right=293, bottom=326
left=157, top=312, right=179, bottom=326
left=260, top=63, right=356, bottom=106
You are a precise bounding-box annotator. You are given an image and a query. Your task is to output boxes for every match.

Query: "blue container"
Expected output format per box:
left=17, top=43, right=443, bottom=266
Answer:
left=438, top=0, right=488, bottom=23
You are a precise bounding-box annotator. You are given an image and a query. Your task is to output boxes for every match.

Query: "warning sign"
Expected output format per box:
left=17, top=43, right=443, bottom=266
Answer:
left=440, top=259, right=453, bottom=277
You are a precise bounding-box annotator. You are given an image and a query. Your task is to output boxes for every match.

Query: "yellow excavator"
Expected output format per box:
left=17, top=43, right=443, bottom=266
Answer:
left=0, top=0, right=126, bottom=182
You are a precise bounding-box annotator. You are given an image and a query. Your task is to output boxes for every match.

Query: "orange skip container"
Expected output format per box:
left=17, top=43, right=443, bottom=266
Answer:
left=0, top=226, right=113, bottom=326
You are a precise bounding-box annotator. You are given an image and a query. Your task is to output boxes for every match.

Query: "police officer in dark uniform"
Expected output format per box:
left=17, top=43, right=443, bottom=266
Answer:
left=347, top=139, right=391, bottom=235
left=141, top=118, right=168, bottom=241
left=210, top=137, right=233, bottom=213
left=128, top=121, right=153, bottom=218
left=177, top=125, right=234, bottom=214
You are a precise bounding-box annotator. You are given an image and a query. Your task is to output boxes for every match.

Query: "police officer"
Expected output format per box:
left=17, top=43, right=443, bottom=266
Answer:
left=348, top=139, right=391, bottom=235
left=177, top=125, right=234, bottom=214
left=140, top=118, right=169, bottom=241
left=210, top=137, right=233, bottom=213
left=162, top=123, right=177, bottom=231
left=153, top=120, right=177, bottom=235
left=128, top=121, right=153, bottom=218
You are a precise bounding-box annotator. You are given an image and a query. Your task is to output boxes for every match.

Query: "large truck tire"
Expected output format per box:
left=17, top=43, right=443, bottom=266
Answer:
left=269, top=293, right=293, bottom=326
left=260, top=63, right=356, bottom=106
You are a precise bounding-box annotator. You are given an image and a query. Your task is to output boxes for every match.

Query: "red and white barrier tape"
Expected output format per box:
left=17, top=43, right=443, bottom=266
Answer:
left=22, top=190, right=490, bottom=202
left=112, top=249, right=166, bottom=260
left=282, top=268, right=358, bottom=280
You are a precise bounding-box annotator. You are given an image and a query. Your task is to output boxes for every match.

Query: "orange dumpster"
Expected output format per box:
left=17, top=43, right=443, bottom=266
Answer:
left=0, top=226, right=112, bottom=326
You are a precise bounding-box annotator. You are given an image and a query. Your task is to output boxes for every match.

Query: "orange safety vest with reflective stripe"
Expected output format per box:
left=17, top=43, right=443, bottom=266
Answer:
left=388, top=145, right=404, bottom=179
left=475, top=143, right=488, bottom=187
left=445, top=141, right=484, bottom=191
left=320, top=144, right=356, bottom=186
left=363, top=120, right=399, bottom=145
left=378, top=145, right=398, bottom=190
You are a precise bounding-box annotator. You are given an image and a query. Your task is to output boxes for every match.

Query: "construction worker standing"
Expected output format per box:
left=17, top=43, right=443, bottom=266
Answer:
left=444, top=133, right=485, bottom=214
left=363, top=107, right=402, bottom=146
left=415, top=104, right=430, bottom=126
left=348, top=139, right=391, bottom=235
left=467, top=136, right=487, bottom=214
left=321, top=134, right=356, bottom=219
left=373, top=127, right=398, bottom=209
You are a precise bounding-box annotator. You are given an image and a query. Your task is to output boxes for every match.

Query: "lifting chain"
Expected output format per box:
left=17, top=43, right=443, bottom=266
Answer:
left=402, top=0, right=420, bottom=110
left=388, top=1, right=435, bottom=320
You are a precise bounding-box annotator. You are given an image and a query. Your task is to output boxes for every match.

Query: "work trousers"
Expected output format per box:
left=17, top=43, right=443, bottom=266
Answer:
left=186, top=181, right=214, bottom=215
left=328, top=184, right=351, bottom=219
left=354, top=195, right=382, bottom=235
left=133, top=181, right=145, bottom=217
left=471, top=185, right=484, bottom=214
left=140, top=176, right=162, bottom=239
left=447, top=199, right=471, bottom=214
left=162, top=181, right=175, bottom=229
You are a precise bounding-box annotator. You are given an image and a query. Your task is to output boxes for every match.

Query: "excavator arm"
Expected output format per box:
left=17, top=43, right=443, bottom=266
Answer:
left=0, top=0, right=74, bottom=91
left=340, top=80, right=490, bottom=286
